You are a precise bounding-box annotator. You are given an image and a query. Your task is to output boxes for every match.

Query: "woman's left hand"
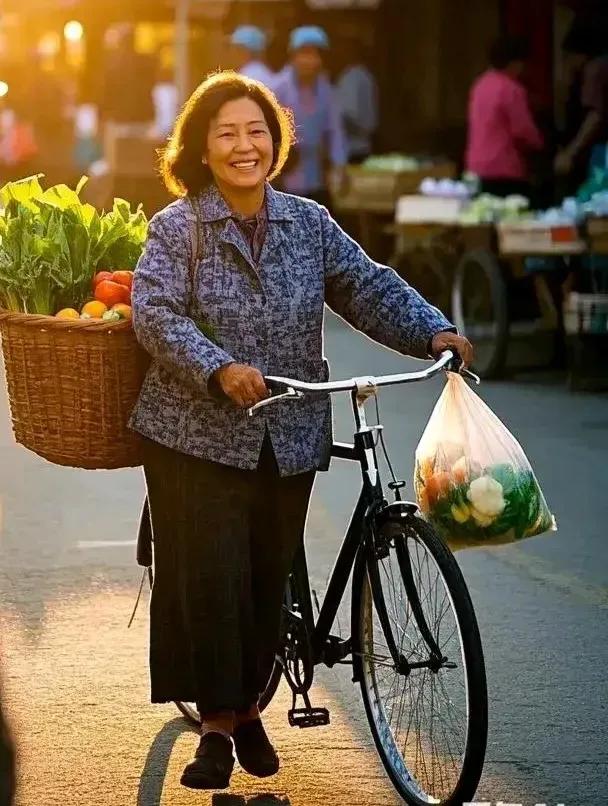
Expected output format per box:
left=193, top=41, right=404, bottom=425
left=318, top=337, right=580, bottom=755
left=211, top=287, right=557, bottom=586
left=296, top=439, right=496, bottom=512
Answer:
left=431, top=331, right=474, bottom=368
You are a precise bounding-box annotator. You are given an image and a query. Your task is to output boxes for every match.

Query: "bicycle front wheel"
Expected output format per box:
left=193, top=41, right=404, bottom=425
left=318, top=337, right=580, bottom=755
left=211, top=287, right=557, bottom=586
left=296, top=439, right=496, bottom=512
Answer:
left=352, top=515, right=488, bottom=805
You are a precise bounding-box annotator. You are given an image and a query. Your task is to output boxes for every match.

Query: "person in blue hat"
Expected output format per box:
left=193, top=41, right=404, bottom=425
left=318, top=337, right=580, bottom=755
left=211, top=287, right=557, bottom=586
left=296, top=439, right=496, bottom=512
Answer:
left=230, top=25, right=277, bottom=90
left=273, top=26, right=346, bottom=206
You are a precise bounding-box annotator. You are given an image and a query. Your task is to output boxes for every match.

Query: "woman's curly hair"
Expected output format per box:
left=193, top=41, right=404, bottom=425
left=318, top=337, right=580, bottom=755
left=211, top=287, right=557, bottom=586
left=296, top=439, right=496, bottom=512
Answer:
left=160, top=71, right=295, bottom=197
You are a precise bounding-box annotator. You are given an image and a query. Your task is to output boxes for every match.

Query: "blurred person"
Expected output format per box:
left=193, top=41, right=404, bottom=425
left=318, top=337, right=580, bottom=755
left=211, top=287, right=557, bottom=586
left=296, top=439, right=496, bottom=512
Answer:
left=465, top=35, right=543, bottom=198
left=100, top=22, right=157, bottom=158
left=0, top=101, right=38, bottom=182
left=336, top=37, right=378, bottom=164
left=273, top=26, right=346, bottom=206
left=229, top=26, right=276, bottom=89
left=554, top=18, right=608, bottom=187
left=153, top=66, right=178, bottom=138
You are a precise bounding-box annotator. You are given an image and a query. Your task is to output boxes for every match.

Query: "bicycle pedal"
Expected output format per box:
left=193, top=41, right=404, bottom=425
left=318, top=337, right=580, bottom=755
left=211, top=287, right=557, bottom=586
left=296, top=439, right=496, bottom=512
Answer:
left=288, top=707, right=330, bottom=728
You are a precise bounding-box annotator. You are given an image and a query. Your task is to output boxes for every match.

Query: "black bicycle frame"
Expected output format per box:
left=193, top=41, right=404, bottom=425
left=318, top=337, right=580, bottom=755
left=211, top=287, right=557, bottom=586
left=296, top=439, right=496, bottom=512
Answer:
left=306, top=433, right=381, bottom=665
left=297, top=391, right=445, bottom=673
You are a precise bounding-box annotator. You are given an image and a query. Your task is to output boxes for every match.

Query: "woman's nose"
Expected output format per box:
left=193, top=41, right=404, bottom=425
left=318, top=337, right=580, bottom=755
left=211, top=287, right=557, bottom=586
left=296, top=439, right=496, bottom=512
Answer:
left=234, top=131, right=253, bottom=151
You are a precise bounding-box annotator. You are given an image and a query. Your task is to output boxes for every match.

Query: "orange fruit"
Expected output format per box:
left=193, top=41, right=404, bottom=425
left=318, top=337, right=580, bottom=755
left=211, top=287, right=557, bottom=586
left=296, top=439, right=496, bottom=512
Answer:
left=95, top=280, right=130, bottom=308
left=111, top=303, right=132, bottom=320
left=55, top=308, right=80, bottom=320
left=81, top=300, right=108, bottom=318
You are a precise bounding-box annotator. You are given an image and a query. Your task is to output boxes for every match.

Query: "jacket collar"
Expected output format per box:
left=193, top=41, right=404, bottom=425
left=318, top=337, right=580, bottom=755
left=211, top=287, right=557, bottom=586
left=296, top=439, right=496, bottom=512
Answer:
left=194, top=181, right=293, bottom=223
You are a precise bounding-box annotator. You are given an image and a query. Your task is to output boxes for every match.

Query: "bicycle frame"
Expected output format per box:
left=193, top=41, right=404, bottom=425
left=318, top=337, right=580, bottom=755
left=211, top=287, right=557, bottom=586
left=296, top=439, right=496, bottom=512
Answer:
left=252, top=352, right=474, bottom=674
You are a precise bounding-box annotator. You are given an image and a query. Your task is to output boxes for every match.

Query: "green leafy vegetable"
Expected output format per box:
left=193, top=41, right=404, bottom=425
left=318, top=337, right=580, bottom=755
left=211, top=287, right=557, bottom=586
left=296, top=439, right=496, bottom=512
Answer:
left=0, top=175, right=148, bottom=315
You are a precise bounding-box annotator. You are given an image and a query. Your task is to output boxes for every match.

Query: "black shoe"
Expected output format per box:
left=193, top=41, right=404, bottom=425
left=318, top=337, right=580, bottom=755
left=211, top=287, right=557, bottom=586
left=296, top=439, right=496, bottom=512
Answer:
left=233, top=718, right=280, bottom=778
left=180, top=732, right=235, bottom=790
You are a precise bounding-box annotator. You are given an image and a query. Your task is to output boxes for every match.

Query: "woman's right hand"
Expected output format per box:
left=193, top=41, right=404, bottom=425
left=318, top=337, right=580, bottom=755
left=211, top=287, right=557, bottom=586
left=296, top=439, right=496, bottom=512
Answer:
left=212, top=363, right=269, bottom=408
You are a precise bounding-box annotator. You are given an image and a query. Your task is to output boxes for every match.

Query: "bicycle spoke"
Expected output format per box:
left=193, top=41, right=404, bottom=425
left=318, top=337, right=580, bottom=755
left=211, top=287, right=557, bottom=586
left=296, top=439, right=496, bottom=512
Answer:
left=359, top=525, right=476, bottom=802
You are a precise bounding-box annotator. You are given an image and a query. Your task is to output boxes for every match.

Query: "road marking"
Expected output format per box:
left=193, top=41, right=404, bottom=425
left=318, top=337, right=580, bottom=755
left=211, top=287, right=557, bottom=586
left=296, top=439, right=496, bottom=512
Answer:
left=77, top=540, right=137, bottom=549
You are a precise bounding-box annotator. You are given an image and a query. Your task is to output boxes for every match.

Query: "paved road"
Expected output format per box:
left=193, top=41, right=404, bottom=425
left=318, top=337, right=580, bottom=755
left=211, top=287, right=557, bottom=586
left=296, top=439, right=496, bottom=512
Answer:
left=1, top=312, right=606, bottom=805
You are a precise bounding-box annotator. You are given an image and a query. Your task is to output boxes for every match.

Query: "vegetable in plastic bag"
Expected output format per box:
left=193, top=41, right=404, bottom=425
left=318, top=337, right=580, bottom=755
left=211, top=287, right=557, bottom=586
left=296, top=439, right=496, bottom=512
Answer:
left=414, top=373, right=556, bottom=550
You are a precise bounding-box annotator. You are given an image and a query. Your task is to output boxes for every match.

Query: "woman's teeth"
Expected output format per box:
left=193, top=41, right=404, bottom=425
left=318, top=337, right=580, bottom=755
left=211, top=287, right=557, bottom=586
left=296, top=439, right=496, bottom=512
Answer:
left=232, top=161, right=257, bottom=169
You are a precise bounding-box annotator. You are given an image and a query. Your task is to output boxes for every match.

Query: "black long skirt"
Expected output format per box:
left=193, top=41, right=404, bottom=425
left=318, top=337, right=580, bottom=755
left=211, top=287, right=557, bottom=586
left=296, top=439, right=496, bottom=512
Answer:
left=141, top=431, right=316, bottom=712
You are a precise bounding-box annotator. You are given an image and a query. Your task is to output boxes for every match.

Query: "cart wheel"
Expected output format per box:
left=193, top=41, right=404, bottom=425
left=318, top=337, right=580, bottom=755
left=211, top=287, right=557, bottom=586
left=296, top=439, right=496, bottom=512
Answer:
left=394, top=248, right=453, bottom=318
left=451, top=248, right=509, bottom=378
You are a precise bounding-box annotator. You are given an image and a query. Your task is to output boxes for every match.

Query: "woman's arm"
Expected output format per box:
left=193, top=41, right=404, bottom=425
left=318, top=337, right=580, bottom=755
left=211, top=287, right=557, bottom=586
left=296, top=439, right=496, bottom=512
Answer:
left=131, top=214, right=236, bottom=395
left=321, top=206, right=454, bottom=359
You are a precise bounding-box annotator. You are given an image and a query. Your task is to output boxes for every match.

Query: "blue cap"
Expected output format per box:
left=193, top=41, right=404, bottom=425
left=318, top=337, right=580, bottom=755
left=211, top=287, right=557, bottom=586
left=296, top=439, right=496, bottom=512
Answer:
left=230, top=25, right=267, bottom=53
left=289, top=26, right=329, bottom=52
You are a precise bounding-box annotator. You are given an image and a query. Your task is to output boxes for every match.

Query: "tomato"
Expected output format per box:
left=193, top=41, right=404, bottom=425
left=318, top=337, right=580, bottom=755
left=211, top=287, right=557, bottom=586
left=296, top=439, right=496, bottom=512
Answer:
left=93, top=271, right=113, bottom=288
left=95, top=280, right=130, bottom=308
left=111, top=270, right=134, bottom=290
left=425, top=472, right=452, bottom=506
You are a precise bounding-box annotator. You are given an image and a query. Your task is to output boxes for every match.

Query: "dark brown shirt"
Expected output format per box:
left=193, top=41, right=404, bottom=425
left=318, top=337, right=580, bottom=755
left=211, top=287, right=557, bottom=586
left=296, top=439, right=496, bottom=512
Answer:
left=233, top=204, right=268, bottom=265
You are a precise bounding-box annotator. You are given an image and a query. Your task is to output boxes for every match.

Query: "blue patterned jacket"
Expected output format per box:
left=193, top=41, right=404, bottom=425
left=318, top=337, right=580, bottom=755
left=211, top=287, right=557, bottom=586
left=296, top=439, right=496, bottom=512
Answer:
left=128, top=183, right=453, bottom=476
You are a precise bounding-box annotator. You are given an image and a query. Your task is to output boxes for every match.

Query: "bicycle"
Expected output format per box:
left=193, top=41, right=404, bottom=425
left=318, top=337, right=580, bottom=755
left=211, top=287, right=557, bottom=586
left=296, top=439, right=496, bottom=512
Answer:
left=171, top=350, right=488, bottom=805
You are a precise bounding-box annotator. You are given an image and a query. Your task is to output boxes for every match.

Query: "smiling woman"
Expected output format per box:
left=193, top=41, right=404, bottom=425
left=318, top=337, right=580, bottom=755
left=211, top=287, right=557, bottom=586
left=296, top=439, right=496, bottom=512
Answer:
left=131, top=68, right=468, bottom=793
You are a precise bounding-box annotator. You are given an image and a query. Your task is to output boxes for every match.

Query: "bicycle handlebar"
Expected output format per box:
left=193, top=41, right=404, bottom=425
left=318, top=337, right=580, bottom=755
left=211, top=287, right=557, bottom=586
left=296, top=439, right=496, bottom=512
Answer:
left=247, top=351, right=480, bottom=417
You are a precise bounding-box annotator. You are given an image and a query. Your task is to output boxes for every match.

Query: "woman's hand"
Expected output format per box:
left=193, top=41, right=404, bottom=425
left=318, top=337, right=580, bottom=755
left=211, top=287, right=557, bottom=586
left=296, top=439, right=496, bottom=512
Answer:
left=212, top=363, right=269, bottom=408
left=431, top=331, right=474, bottom=368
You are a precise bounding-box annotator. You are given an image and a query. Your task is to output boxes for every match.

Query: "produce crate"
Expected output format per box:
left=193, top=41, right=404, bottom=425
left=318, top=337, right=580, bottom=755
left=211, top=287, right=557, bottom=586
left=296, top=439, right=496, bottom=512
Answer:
left=0, top=311, right=150, bottom=469
left=497, top=221, right=586, bottom=255
left=335, top=161, right=457, bottom=213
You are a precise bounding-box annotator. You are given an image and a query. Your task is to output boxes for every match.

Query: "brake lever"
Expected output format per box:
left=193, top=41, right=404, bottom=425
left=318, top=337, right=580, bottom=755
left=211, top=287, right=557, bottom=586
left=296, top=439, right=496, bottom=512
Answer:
left=246, top=387, right=303, bottom=417
left=444, top=351, right=481, bottom=385
left=460, top=367, right=481, bottom=385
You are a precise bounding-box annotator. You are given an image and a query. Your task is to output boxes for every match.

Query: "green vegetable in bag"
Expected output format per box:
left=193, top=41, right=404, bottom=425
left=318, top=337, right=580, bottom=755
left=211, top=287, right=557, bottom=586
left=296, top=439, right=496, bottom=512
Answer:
left=415, top=373, right=556, bottom=550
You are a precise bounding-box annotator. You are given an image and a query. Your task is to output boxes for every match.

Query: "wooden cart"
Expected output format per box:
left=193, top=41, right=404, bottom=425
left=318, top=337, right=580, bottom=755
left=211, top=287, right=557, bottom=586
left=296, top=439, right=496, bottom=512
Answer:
left=387, top=217, right=589, bottom=379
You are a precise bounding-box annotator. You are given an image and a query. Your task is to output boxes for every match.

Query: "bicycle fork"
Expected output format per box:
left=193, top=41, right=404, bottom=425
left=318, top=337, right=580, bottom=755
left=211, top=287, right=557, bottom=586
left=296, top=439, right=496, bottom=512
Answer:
left=368, top=519, right=454, bottom=676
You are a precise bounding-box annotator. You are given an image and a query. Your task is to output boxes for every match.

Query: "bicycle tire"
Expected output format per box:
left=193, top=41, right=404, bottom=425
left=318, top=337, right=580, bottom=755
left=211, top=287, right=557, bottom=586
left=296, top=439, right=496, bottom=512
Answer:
left=451, top=247, right=509, bottom=378
left=351, top=515, right=488, bottom=805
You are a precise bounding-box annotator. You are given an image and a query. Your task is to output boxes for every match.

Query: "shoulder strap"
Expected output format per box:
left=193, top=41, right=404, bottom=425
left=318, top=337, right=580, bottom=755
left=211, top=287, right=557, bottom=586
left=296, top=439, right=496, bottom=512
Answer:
left=187, top=195, right=204, bottom=309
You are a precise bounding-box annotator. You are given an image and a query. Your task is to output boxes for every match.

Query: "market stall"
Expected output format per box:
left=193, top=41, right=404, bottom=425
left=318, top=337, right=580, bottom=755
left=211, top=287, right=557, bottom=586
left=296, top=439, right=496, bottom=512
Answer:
left=385, top=181, right=608, bottom=387
left=331, top=154, right=457, bottom=260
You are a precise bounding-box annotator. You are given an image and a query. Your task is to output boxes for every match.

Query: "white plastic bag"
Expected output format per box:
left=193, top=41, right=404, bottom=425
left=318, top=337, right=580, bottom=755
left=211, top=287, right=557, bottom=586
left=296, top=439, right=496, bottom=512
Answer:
left=415, top=373, right=556, bottom=550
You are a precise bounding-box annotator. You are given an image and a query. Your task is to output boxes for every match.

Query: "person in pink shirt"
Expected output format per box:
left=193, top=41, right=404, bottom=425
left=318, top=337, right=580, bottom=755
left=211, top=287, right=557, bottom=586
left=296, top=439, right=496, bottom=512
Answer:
left=466, top=36, right=544, bottom=198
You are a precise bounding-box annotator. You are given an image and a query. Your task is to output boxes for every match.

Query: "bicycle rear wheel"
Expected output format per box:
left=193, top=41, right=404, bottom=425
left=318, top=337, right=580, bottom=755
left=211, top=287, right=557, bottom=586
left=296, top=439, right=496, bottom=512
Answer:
left=352, top=515, right=487, bottom=805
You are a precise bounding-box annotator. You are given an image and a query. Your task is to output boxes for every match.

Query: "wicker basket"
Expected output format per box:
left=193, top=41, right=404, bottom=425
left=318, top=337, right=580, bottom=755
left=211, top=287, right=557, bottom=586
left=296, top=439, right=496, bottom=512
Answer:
left=0, top=310, right=150, bottom=469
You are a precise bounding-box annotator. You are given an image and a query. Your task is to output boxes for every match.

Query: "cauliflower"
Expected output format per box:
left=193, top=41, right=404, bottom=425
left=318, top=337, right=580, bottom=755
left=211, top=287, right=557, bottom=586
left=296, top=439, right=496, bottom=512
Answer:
left=467, top=475, right=505, bottom=518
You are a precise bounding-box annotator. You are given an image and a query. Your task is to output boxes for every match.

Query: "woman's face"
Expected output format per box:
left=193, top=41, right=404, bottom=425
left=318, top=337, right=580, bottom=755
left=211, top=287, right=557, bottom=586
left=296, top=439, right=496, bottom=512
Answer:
left=205, top=97, right=274, bottom=192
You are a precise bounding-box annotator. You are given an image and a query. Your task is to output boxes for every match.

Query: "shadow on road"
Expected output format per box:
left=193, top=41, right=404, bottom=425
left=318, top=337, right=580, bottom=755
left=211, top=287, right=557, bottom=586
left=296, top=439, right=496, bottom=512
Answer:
left=137, top=718, right=291, bottom=806
left=137, top=716, right=197, bottom=806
